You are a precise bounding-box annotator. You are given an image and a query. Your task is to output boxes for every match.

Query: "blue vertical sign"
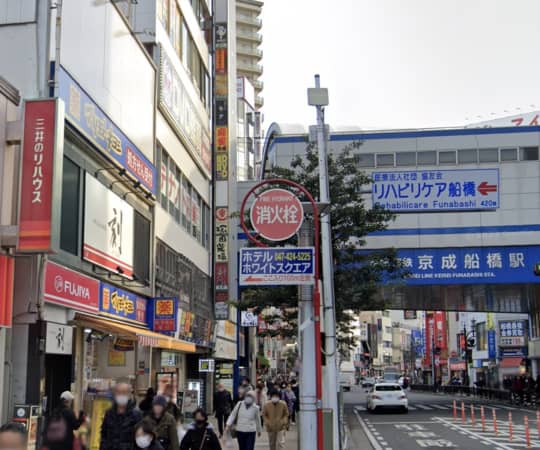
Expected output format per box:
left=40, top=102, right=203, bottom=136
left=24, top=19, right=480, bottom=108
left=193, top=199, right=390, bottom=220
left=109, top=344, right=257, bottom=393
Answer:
left=412, top=329, right=424, bottom=358
left=488, top=330, right=497, bottom=359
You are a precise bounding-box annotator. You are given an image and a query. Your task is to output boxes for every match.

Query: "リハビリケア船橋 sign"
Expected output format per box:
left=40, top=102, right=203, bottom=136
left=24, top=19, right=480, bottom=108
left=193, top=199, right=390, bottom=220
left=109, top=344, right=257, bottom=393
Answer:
left=250, top=188, right=304, bottom=241
left=372, top=169, right=499, bottom=212
left=239, top=247, right=315, bottom=286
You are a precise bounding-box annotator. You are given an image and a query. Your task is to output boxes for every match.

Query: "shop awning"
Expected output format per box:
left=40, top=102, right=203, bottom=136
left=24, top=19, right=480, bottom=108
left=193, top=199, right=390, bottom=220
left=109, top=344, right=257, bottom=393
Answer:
left=500, top=357, right=523, bottom=369
left=74, top=314, right=196, bottom=353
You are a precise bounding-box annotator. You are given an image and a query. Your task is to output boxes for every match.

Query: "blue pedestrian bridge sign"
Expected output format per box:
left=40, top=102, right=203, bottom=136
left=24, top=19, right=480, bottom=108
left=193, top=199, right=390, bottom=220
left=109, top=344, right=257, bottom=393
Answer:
left=372, top=169, right=499, bottom=212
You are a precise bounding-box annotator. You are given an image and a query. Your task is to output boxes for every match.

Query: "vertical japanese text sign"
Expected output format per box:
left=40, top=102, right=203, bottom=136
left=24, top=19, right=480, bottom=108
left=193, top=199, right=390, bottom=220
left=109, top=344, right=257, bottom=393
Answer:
left=18, top=99, right=64, bottom=253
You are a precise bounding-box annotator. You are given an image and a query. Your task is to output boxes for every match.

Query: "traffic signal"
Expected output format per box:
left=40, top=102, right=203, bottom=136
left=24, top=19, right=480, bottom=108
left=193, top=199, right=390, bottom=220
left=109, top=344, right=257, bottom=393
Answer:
left=534, top=263, right=540, bottom=276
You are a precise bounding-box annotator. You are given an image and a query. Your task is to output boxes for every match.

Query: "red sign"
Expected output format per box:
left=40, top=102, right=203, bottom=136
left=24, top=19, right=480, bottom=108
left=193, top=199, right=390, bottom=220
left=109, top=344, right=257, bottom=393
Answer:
left=18, top=99, right=60, bottom=253
left=44, top=262, right=100, bottom=313
left=250, top=188, right=304, bottom=241
left=0, top=256, right=14, bottom=327
left=215, top=262, right=228, bottom=291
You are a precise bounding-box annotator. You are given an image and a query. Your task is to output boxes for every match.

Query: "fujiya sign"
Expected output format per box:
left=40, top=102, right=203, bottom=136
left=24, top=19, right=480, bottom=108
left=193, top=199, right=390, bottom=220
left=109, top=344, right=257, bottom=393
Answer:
left=372, top=169, right=499, bottom=212
left=250, top=189, right=304, bottom=241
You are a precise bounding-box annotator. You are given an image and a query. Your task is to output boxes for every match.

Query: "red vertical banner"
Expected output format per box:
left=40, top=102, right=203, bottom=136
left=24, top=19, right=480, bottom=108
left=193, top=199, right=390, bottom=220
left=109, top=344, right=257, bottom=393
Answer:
left=424, top=313, right=433, bottom=367
left=18, top=99, right=62, bottom=253
left=0, top=256, right=14, bottom=327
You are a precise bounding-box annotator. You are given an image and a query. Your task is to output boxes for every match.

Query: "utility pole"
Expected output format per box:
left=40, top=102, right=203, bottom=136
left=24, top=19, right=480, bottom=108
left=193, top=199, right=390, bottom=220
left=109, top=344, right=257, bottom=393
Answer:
left=308, top=75, right=340, bottom=449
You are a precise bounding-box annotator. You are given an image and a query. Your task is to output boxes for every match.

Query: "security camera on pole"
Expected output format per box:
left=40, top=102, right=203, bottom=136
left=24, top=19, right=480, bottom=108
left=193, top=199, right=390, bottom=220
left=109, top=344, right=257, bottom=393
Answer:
left=308, top=75, right=340, bottom=450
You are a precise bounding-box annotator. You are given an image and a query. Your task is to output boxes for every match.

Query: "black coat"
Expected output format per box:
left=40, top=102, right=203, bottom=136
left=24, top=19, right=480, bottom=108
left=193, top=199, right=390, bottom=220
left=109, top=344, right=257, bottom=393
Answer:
left=43, top=406, right=83, bottom=450
left=180, top=424, right=221, bottom=450
left=213, top=390, right=233, bottom=415
left=100, top=403, right=143, bottom=450
left=136, top=440, right=164, bottom=450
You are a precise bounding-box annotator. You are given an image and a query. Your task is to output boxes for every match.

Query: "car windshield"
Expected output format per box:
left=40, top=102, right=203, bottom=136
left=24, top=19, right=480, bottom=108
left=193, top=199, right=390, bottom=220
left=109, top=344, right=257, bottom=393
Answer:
left=375, top=385, right=401, bottom=391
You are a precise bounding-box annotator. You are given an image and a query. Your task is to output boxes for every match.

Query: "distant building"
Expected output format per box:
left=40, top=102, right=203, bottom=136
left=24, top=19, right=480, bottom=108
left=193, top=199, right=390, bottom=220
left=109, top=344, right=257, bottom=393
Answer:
left=236, top=0, right=264, bottom=109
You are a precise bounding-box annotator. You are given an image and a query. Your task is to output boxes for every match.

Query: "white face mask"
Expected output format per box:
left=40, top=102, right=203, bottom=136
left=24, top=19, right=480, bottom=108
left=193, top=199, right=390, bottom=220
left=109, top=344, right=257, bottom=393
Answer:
left=136, top=435, right=152, bottom=449
left=115, top=395, right=130, bottom=406
left=271, top=397, right=279, bottom=404
left=244, top=397, right=254, bottom=406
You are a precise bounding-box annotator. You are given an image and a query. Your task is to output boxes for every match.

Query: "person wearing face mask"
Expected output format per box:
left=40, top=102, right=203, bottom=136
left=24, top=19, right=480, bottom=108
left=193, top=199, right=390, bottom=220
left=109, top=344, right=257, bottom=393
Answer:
left=100, top=381, right=142, bottom=450
left=134, top=421, right=164, bottom=450
left=143, top=396, right=179, bottom=450
left=226, top=391, right=261, bottom=450
left=213, top=384, right=233, bottom=438
left=179, top=409, right=221, bottom=450
left=262, top=392, right=288, bottom=450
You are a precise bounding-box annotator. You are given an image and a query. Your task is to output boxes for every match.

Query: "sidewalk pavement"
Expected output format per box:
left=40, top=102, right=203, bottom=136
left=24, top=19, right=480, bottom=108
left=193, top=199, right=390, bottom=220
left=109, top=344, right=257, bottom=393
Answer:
left=208, top=418, right=298, bottom=449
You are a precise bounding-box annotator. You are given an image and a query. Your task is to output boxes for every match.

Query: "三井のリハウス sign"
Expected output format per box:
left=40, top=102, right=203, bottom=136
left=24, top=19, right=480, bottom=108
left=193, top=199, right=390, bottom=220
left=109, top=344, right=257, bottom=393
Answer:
left=239, top=247, right=315, bottom=286
left=372, top=169, right=499, bottom=212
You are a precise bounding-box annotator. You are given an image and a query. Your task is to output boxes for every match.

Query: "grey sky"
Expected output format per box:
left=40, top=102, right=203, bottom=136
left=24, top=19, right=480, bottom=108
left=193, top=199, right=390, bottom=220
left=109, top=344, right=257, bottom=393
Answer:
left=261, top=1, right=540, bottom=130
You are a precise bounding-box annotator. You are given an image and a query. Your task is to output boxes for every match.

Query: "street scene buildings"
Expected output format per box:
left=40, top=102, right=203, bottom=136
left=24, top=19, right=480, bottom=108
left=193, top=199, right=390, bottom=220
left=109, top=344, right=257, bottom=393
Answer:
left=1, top=1, right=540, bottom=450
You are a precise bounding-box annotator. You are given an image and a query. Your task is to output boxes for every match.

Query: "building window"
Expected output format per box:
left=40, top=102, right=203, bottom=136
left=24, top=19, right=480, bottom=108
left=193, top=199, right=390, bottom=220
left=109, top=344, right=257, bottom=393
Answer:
left=476, top=322, right=487, bottom=351
left=479, top=148, right=498, bottom=162
left=171, top=6, right=182, bottom=58
left=182, top=178, right=191, bottom=231
left=396, top=152, right=416, bottom=166
left=60, top=157, right=80, bottom=255
left=158, top=0, right=169, bottom=32
left=417, top=151, right=437, bottom=165
left=376, top=153, right=394, bottom=167
left=500, top=148, right=518, bottom=161
left=520, top=146, right=539, bottom=161
left=438, top=150, right=456, bottom=165
left=355, top=153, right=375, bottom=168
left=191, top=191, right=201, bottom=241
left=458, top=149, right=477, bottom=164
left=160, top=149, right=168, bottom=209
left=133, top=211, right=150, bottom=284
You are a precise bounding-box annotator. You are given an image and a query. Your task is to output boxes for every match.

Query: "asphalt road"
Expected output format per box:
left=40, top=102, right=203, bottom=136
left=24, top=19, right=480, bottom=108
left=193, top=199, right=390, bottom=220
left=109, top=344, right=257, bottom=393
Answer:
left=344, top=387, right=540, bottom=449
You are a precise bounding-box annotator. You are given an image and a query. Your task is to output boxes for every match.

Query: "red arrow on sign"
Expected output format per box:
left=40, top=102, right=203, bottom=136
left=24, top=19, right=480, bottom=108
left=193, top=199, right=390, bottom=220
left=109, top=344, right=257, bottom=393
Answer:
left=477, top=181, right=497, bottom=196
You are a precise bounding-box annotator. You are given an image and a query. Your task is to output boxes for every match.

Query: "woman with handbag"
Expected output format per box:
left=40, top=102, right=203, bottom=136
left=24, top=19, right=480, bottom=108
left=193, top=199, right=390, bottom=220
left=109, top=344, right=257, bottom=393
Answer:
left=180, top=409, right=221, bottom=450
left=225, top=391, right=262, bottom=450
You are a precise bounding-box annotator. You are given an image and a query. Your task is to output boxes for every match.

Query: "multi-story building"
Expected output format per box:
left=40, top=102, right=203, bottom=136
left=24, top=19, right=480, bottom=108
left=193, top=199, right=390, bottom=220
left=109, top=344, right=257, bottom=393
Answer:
left=0, top=0, right=225, bottom=430
left=236, top=0, right=264, bottom=109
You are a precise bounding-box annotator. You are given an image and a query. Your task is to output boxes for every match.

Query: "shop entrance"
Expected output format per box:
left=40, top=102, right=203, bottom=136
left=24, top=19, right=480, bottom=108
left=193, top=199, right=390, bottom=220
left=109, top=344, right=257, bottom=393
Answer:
left=45, top=354, right=72, bottom=413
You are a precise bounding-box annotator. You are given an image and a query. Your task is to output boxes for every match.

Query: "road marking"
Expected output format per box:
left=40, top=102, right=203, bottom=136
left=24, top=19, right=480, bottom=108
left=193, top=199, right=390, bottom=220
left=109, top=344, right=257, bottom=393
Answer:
left=354, top=405, right=367, bottom=412
left=370, top=421, right=437, bottom=425
left=353, top=409, right=383, bottom=450
left=415, top=404, right=434, bottom=410
left=430, top=404, right=449, bottom=410
left=407, top=406, right=418, bottom=410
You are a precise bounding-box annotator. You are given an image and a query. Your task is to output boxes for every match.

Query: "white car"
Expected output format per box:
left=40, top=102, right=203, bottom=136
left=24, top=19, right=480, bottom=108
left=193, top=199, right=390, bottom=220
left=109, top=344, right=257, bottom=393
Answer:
left=366, top=382, right=408, bottom=413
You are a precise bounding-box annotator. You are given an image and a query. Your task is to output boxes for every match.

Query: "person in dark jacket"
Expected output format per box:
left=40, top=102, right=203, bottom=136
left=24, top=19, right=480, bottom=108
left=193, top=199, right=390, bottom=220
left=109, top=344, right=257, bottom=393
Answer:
left=139, top=388, right=156, bottom=416
left=213, top=384, right=233, bottom=438
left=100, top=382, right=143, bottom=450
left=43, top=391, right=84, bottom=450
left=0, top=422, right=27, bottom=450
left=180, top=409, right=221, bottom=450
left=143, top=396, right=180, bottom=450
left=134, top=421, right=164, bottom=450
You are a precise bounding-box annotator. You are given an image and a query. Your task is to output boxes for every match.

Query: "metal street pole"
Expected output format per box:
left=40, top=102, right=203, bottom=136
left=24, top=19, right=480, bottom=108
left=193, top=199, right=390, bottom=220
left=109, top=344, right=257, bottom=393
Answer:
left=309, top=74, right=340, bottom=449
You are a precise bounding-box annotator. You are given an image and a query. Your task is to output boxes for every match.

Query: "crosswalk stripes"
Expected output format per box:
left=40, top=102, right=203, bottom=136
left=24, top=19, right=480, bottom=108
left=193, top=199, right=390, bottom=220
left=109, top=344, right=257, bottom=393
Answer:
left=430, top=404, right=450, bottom=410
left=415, top=404, right=434, bottom=410
left=354, top=403, right=509, bottom=412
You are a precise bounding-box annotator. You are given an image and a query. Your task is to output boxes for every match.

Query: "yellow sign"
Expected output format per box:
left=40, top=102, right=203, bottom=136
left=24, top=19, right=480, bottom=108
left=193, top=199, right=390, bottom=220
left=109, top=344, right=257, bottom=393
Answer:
left=156, top=299, right=174, bottom=315
left=89, top=397, right=112, bottom=450
left=111, top=290, right=134, bottom=315
left=108, top=349, right=126, bottom=366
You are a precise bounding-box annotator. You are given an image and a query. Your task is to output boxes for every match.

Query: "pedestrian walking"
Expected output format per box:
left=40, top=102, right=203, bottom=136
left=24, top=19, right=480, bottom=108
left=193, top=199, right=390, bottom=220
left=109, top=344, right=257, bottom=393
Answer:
left=134, top=421, right=164, bottom=450
left=226, top=391, right=262, bottom=450
left=255, top=382, right=267, bottom=426
left=143, top=396, right=180, bottom=450
left=279, top=383, right=296, bottom=425
left=43, top=391, right=84, bottom=450
left=139, top=388, right=156, bottom=416
left=262, top=392, right=288, bottom=450
left=213, top=384, right=233, bottom=438
left=290, top=380, right=299, bottom=425
left=180, top=409, right=221, bottom=450
left=100, top=381, right=143, bottom=450
left=0, top=423, right=27, bottom=450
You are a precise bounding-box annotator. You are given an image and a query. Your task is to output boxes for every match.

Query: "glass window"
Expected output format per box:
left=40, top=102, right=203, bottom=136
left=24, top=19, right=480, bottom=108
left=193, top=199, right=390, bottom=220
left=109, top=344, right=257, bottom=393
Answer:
left=520, top=146, right=539, bottom=161
left=182, top=21, right=189, bottom=67
left=476, top=322, right=487, bottom=351
left=157, top=0, right=169, bottom=32
left=354, top=153, right=374, bottom=168
left=191, top=191, right=201, bottom=240
left=160, top=150, right=168, bottom=209
left=376, top=153, right=394, bottom=167
left=500, top=148, right=518, bottom=161
left=396, top=152, right=416, bottom=166
left=479, top=148, right=498, bottom=162
left=458, top=149, right=477, bottom=164
left=182, top=178, right=191, bottom=231
left=417, top=151, right=436, bottom=165
left=173, top=7, right=182, bottom=58
left=439, top=151, right=456, bottom=164
left=133, top=212, right=150, bottom=284
left=60, top=157, right=80, bottom=255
